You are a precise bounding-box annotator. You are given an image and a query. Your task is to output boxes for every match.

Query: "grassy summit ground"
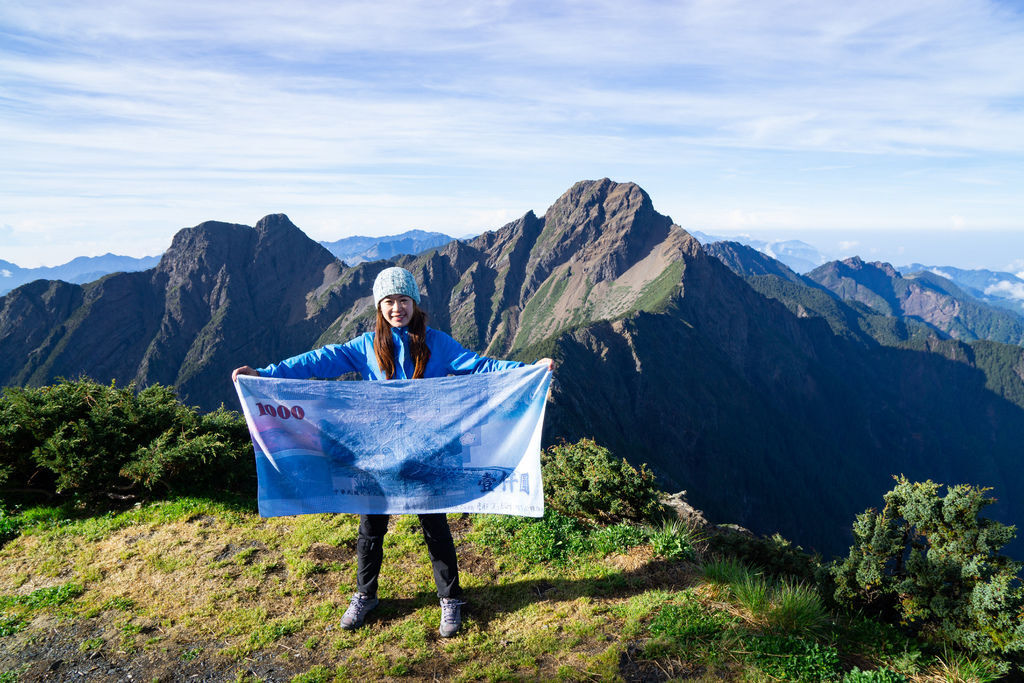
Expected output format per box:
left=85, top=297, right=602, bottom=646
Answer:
left=0, top=497, right=1000, bottom=682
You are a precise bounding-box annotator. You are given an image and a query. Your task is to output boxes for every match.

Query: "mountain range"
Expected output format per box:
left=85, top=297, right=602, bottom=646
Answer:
left=0, top=254, right=162, bottom=296
left=899, top=263, right=1024, bottom=317
left=690, top=231, right=827, bottom=274
left=318, top=229, right=456, bottom=265
left=3, top=179, right=1024, bottom=557
left=0, top=231, right=458, bottom=297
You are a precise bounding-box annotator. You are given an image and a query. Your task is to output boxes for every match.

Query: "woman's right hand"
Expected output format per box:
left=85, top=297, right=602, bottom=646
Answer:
left=232, top=366, right=259, bottom=382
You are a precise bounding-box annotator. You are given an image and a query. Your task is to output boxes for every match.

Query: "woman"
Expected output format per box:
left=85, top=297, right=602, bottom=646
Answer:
left=233, top=266, right=553, bottom=637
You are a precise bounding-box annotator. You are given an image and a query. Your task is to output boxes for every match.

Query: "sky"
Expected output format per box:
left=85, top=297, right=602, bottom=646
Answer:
left=2, top=0, right=1024, bottom=271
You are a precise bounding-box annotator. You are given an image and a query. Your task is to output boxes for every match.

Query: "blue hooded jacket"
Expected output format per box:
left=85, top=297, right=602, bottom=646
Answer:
left=258, top=327, right=523, bottom=381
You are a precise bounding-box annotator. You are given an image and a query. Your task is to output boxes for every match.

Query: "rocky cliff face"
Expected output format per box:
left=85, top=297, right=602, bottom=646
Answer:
left=4, top=179, right=1024, bottom=556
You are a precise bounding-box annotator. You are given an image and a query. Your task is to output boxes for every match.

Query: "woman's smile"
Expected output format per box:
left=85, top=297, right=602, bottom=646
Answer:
left=380, top=295, right=414, bottom=328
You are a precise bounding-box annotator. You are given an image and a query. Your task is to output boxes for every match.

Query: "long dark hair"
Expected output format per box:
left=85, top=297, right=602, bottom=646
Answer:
left=373, top=303, right=431, bottom=379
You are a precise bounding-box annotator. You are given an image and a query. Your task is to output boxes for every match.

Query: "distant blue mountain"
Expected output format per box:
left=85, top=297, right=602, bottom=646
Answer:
left=319, top=229, right=456, bottom=265
left=0, top=253, right=161, bottom=295
left=690, top=231, right=826, bottom=274
left=0, top=230, right=461, bottom=295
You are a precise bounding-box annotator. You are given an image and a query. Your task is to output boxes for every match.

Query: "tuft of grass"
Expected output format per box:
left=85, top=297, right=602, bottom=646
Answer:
left=766, top=578, right=829, bottom=636
left=648, top=518, right=697, bottom=561
left=731, top=573, right=772, bottom=615
left=701, top=559, right=829, bottom=637
left=702, top=557, right=755, bottom=586
left=921, top=649, right=1010, bottom=683
left=290, top=665, right=335, bottom=683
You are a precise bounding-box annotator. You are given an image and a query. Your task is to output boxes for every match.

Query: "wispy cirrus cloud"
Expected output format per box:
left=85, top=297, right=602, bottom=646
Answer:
left=2, top=0, right=1024, bottom=266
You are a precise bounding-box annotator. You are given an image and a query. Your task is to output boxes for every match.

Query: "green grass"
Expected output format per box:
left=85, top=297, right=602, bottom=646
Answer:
left=0, top=496, right=994, bottom=681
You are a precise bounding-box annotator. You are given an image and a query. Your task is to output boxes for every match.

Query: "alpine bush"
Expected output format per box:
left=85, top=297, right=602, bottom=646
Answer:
left=0, top=379, right=255, bottom=504
left=831, top=476, right=1024, bottom=657
left=541, top=438, right=666, bottom=526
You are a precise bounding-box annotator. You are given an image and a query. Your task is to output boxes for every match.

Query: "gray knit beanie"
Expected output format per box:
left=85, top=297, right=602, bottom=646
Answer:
left=373, top=267, right=421, bottom=306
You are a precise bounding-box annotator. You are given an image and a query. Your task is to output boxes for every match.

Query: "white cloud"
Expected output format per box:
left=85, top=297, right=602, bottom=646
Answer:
left=985, top=280, right=1024, bottom=301
left=0, top=269, right=12, bottom=277
left=3, top=0, right=1024, bottom=264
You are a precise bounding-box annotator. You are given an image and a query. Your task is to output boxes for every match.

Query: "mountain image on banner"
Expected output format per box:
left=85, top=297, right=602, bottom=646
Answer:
left=3, top=179, right=1024, bottom=557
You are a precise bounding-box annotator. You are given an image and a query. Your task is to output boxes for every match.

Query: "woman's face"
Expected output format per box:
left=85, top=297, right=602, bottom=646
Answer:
left=380, top=295, right=415, bottom=327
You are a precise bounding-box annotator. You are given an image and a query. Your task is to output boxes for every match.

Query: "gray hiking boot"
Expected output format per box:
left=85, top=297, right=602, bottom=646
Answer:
left=439, top=597, right=465, bottom=637
left=340, top=592, right=378, bottom=630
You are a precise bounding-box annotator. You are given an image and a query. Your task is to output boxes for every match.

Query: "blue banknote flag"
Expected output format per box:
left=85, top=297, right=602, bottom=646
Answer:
left=234, top=364, right=551, bottom=517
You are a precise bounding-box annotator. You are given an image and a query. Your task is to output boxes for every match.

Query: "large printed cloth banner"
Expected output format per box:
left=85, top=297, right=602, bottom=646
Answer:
left=234, top=365, right=552, bottom=518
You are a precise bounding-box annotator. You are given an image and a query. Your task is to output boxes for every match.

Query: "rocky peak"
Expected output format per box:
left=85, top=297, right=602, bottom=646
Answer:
left=839, top=256, right=899, bottom=279
left=523, top=179, right=673, bottom=296
left=156, top=221, right=254, bottom=289
left=248, top=214, right=339, bottom=285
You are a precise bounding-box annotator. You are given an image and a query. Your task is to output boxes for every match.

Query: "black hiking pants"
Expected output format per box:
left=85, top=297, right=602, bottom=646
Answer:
left=356, top=513, right=462, bottom=599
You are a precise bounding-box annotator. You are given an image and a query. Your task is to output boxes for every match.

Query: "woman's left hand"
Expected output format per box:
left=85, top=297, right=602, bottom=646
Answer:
left=534, top=357, right=555, bottom=372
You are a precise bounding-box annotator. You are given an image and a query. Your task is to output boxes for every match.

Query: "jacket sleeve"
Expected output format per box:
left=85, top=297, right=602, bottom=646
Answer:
left=258, top=337, right=368, bottom=379
left=433, top=330, right=525, bottom=375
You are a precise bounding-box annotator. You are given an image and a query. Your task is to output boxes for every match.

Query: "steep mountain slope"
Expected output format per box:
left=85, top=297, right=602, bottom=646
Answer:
left=807, top=257, right=1024, bottom=346
left=703, top=241, right=807, bottom=284
left=900, top=263, right=1024, bottom=318
left=0, top=216, right=350, bottom=410
left=4, top=180, right=1024, bottom=556
left=307, top=179, right=698, bottom=359
left=705, top=241, right=944, bottom=346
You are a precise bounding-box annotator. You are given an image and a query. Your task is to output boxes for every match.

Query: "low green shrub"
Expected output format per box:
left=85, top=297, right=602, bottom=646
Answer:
left=842, top=667, right=908, bottom=683
left=541, top=439, right=666, bottom=526
left=477, top=509, right=593, bottom=565
left=0, top=582, right=83, bottom=610
left=0, top=379, right=255, bottom=505
left=590, top=522, right=648, bottom=556
left=478, top=510, right=694, bottom=566
left=0, top=508, right=25, bottom=545
left=831, top=476, right=1024, bottom=657
left=0, top=582, right=85, bottom=637
left=742, top=633, right=841, bottom=681
left=649, top=598, right=730, bottom=644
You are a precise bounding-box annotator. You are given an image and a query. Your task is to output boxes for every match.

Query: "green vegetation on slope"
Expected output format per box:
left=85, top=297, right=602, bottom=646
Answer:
left=2, top=381, right=1022, bottom=680
left=0, top=487, right=1017, bottom=680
